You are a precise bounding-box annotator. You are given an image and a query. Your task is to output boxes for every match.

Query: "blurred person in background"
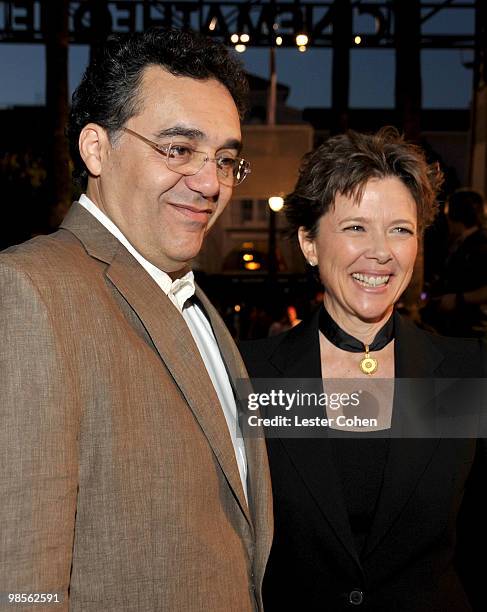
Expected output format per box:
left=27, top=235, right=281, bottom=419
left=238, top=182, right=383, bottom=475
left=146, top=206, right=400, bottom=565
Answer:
left=268, top=304, right=302, bottom=336
left=427, top=189, right=487, bottom=337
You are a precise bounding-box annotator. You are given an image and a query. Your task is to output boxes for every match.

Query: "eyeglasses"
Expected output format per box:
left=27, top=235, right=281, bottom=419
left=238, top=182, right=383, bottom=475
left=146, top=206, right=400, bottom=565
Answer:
left=121, top=127, right=251, bottom=187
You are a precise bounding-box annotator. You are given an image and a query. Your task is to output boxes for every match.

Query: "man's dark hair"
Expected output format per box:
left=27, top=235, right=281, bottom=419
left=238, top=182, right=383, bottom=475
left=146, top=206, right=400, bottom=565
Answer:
left=67, top=28, right=248, bottom=185
left=447, top=189, right=485, bottom=228
left=285, top=127, right=444, bottom=237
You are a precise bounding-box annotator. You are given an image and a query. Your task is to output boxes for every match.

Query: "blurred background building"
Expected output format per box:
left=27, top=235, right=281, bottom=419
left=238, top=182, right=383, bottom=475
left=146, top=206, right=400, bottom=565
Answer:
left=1, top=0, right=485, bottom=337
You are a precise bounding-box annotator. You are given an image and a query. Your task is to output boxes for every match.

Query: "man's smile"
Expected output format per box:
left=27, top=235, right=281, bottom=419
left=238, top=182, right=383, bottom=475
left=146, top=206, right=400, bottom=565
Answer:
left=169, top=202, right=214, bottom=224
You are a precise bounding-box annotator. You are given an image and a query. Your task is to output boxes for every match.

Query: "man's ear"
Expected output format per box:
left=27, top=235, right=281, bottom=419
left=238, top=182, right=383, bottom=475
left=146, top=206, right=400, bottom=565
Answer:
left=78, top=123, right=111, bottom=178
left=298, top=226, right=318, bottom=266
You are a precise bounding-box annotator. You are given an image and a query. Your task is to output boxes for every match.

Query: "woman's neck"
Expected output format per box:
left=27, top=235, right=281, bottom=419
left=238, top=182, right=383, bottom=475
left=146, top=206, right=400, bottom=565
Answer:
left=323, top=297, right=393, bottom=346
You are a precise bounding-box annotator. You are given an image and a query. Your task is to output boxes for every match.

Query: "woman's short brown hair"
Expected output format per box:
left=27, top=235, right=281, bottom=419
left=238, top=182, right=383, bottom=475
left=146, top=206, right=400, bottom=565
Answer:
left=285, top=127, right=444, bottom=237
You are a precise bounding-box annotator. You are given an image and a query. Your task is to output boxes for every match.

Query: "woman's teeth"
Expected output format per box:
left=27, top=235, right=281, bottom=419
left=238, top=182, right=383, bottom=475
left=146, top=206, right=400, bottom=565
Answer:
left=352, top=273, right=390, bottom=287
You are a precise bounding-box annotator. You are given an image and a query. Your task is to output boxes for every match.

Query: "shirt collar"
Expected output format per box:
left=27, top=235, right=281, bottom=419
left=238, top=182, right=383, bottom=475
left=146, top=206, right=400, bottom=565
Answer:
left=78, top=194, right=195, bottom=311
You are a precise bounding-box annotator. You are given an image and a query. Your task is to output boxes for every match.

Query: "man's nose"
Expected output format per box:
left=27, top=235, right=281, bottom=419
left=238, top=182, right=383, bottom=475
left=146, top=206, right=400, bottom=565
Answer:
left=184, top=158, right=221, bottom=199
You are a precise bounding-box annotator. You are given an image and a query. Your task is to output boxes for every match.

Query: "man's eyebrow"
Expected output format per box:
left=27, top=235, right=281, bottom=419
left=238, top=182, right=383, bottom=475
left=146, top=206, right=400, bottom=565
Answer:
left=154, top=126, right=204, bottom=140
left=220, top=138, right=242, bottom=153
left=154, top=126, right=242, bottom=152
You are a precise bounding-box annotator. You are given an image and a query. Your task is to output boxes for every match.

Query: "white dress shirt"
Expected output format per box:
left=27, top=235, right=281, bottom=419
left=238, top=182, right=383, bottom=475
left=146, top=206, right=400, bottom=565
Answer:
left=78, top=195, right=248, bottom=501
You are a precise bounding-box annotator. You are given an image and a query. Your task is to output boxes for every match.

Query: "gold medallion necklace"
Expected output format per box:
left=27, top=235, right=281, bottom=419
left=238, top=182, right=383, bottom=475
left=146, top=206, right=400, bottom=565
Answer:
left=359, top=345, right=379, bottom=376
left=319, top=307, right=394, bottom=376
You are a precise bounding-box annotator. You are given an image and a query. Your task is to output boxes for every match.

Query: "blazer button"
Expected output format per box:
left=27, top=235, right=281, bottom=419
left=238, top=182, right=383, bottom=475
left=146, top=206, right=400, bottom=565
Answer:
left=348, top=590, right=364, bottom=606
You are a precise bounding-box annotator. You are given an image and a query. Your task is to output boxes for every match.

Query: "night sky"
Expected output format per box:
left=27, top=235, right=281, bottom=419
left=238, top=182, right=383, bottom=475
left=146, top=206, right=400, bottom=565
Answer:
left=0, top=2, right=476, bottom=110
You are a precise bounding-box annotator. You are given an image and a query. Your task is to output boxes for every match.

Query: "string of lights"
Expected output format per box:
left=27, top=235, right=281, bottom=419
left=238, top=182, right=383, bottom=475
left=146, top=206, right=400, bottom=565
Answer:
left=0, top=1, right=478, bottom=50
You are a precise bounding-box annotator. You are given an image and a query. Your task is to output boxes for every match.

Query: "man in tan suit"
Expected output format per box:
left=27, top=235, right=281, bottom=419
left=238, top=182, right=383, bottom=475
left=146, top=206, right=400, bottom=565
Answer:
left=0, top=29, right=272, bottom=611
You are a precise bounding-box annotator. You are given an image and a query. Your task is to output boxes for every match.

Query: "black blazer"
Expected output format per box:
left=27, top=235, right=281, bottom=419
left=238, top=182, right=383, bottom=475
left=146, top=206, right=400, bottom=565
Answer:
left=241, top=309, right=487, bottom=612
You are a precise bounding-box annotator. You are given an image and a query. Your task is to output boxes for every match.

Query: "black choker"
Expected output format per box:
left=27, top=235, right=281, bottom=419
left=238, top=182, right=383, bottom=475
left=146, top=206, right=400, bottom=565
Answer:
left=319, top=307, right=395, bottom=375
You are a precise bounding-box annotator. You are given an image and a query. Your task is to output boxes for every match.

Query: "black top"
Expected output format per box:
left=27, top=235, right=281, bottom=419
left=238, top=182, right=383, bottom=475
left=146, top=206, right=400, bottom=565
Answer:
left=331, top=435, right=390, bottom=555
left=319, top=304, right=393, bottom=553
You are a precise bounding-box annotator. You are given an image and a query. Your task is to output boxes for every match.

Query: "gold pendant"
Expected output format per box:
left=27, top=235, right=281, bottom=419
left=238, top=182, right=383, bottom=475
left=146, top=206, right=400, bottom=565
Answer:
left=360, top=345, right=378, bottom=375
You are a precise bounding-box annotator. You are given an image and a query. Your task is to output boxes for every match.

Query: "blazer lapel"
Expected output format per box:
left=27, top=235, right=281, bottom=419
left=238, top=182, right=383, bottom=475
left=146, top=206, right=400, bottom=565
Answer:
left=363, top=314, right=444, bottom=558
left=195, top=287, right=274, bottom=581
left=268, top=309, right=362, bottom=570
left=61, top=203, right=251, bottom=524
left=393, top=314, right=444, bottom=380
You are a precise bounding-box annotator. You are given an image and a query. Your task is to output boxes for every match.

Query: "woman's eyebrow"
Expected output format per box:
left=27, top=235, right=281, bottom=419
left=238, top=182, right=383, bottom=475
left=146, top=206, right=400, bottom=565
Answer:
left=389, top=218, right=416, bottom=225
left=338, top=216, right=369, bottom=223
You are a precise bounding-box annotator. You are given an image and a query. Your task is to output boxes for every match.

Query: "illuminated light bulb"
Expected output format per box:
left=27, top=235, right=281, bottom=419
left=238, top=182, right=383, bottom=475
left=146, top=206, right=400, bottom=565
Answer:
left=234, top=304, right=241, bottom=312
left=354, top=35, right=362, bottom=45
left=235, top=44, right=246, bottom=53
left=268, top=196, right=284, bottom=212
left=298, top=45, right=307, bottom=53
left=242, top=253, right=254, bottom=262
left=276, top=36, right=283, bottom=46
left=245, top=262, right=261, bottom=271
left=208, top=17, right=217, bottom=31
left=230, top=33, right=239, bottom=43
left=240, top=33, right=250, bottom=43
left=295, top=33, right=309, bottom=46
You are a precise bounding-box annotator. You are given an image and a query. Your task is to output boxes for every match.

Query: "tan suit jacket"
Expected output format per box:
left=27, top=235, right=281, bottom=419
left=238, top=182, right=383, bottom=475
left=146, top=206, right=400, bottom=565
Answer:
left=0, top=203, right=273, bottom=612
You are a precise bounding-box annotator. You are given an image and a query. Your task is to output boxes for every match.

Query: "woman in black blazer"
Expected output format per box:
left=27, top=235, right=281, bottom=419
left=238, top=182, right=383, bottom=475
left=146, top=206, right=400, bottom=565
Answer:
left=240, top=128, right=487, bottom=611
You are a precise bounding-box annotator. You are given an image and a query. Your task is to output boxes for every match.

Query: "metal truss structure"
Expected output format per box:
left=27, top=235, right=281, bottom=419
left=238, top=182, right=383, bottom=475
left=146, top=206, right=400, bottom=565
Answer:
left=0, top=0, right=478, bottom=48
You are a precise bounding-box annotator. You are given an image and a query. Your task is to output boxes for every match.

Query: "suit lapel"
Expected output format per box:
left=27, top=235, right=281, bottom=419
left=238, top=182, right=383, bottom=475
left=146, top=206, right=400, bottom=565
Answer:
left=194, top=287, right=248, bottom=393
left=279, top=437, right=362, bottom=569
left=268, top=309, right=362, bottom=570
left=393, top=314, right=444, bottom=380
left=267, top=307, right=322, bottom=380
left=362, top=315, right=444, bottom=558
left=61, top=203, right=251, bottom=524
left=195, top=288, right=274, bottom=579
